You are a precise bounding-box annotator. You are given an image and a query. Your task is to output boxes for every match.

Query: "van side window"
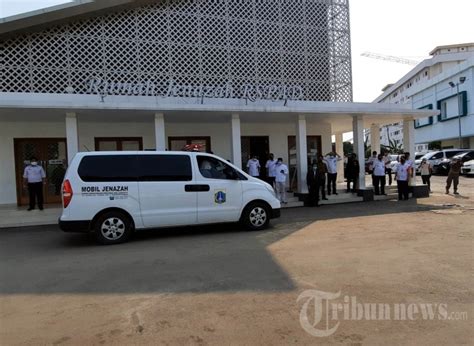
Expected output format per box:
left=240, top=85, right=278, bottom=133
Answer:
left=78, top=155, right=137, bottom=182
left=431, top=152, right=443, bottom=160
left=197, top=156, right=244, bottom=180
left=137, top=155, right=192, bottom=181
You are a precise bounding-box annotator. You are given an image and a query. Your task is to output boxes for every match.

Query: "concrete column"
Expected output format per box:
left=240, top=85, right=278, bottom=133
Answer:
left=353, top=115, right=366, bottom=190
left=154, top=113, right=166, bottom=151
left=370, top=123, right=380, bottom=154
left=230, top=113, right=242, bottom=168
left=65, top=112, right=78, bottom=164
left=335, top=132, right=344, bottom=183
left=296, top=114, right=308, bottom=193
left=403, top=118, right=417, bottom=185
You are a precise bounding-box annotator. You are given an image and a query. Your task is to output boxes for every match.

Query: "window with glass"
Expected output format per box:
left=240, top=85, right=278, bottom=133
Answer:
left=437, top=92, right=467, bottom=121
left=78, top=155, right=138, bottom=182
left=197, top=156, right=244, bottom=180
left=95, top=137, right=143, bottom=151
left=169, top=137, right=211, bottom=152
left=137, top=155, right=192, bottom=181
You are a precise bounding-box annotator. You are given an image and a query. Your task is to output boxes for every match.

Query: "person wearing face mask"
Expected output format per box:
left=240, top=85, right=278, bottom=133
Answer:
left=372, top=154, right=386, bottom=195
left=274, top=158, right=289, bottom=204
left=324, top=151, right=342, bottom=195
left=23, top=157, right=46, bottom=211
left=247, top=155, right=261, bottom=178
left=265, top=153, right=277, bottom=188
left=316, top=155, right=328, bottom=200
left=306, top=160, right=320, bottom=207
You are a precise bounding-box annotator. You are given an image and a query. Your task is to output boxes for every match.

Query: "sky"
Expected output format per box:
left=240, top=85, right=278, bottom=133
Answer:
left=1, top=0, right=473, bottom=102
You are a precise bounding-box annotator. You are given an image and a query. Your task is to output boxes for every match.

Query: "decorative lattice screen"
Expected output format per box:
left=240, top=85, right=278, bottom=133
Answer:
left=0, top=0, right=352, bottom=102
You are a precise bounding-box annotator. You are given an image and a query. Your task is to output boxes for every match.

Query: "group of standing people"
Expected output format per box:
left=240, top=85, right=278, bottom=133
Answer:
left=248, top=152, right=343, bottom=206
left=248, top=154, right=289, bottom=204
left=367, top=150, right=414, bottom=201
left=306, top=152, right=343, bottom=207
left=247, top=148, right=465, bottom=207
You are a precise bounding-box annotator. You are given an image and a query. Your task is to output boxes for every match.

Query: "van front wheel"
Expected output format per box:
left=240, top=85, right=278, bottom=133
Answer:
left=241, top=202, right=270, bottom=231
left=94, top=211, right=132, bottom=245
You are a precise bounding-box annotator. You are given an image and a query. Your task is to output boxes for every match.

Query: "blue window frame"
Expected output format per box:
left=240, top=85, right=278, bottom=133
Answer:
left=414, top=104, right=433, bottom=128
left=437, top=91, right=468, bottom=122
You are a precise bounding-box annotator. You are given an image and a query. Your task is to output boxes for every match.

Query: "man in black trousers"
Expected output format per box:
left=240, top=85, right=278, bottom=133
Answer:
left=23, top=157, right=46, bottom=211
left=306, top=160, right=320, bottom=207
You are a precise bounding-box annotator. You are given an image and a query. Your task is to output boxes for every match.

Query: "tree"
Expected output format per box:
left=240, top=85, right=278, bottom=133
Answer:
left=428, top=141, right=442, bottom=150
left=382, top=139, right=404, bottom=154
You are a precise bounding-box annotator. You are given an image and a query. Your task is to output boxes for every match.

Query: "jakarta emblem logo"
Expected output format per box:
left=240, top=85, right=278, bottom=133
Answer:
left=214, top=190, right=226, bottom=204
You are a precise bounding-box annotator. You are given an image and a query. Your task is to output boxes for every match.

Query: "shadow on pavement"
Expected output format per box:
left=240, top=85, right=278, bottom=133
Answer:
left=0, top=199, right=452, bottom=294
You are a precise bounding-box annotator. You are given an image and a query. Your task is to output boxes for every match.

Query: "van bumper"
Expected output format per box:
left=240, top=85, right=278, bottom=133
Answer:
left=58, top=218, right=91, bottom=232
left=271, top=208, right=281, bottom=219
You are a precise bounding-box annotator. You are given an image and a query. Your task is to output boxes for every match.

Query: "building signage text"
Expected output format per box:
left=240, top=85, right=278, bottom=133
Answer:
left=86, top=78, right=303, bottom=102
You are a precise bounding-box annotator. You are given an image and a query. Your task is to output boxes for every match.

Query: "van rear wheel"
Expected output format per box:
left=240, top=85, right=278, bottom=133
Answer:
left=94, top=211, right=132, bottom=245
left=241, top=202, right=270, bottom=231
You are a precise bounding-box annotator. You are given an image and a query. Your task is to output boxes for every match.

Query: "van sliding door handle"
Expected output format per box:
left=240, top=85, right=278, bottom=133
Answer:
left=185, top=184, right=210, bottom=192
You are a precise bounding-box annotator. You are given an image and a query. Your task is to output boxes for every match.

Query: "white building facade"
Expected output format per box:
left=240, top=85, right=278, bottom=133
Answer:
left=373, top=43, right=474, bottom=152
left=0, top=0, right=434, bottom=206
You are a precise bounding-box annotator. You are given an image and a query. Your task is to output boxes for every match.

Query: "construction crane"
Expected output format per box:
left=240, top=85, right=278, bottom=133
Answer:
left=361, top=52, right=420, bottom=66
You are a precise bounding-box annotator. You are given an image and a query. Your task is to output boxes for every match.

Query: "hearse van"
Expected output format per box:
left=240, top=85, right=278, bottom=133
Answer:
left=59, top=151, right=281, bottom=244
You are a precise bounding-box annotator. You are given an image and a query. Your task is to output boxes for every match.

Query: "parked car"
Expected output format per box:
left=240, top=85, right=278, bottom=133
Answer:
left=59, top=151, right=281, bottom=244
left=433, top=149, right=474, bottom=175
left=446, top=151, right=474, bottom=174
left=461, top=159, right=474, bottom=176
left=429, top=149, right=470, bottom=175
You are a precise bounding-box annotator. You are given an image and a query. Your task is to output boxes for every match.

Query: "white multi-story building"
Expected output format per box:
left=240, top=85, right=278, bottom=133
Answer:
left=0, top=0, right=435, bottom=206
left=372, top=43, right=474, bottom=152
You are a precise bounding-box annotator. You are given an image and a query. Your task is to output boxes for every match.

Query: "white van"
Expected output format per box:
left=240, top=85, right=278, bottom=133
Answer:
left=59, top=151, right=281, bottom=244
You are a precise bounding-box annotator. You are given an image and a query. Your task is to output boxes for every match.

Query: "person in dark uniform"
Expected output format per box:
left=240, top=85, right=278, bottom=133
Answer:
left=23, top=157, right=46, bottom=211
left=306, top=160, right=320, bottom=207
left=345, top=153, right=360, bottom=193
left=315, top=155, right=328, bottom=201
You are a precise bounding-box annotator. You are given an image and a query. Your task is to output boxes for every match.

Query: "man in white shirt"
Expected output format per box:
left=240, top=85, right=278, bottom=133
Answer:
left=23, top=157, right=46, bottom=211
left=265, top=153, right=277, bottom=187
left=274, top=158, right=289, bottom=204
left=324, top=151, right=342, bottom=195
left=395, top=156, right=410, bottom=201
left=367, top=151, right=377, bottom=186
left=246, top=155, right=261, bottom=178
left=372, top=154, right=386, bottom=195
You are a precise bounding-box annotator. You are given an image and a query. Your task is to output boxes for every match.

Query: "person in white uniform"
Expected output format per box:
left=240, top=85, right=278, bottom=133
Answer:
left=23, top=157, right=46, bottom=211
left=246, top=155, right=261, bottom=178
left=265, top=153, right=277, bottom=187
left=274, top=158, right=289, bottom=204
left=324, top=151, right=342, bottom=195
left=372, top=154, right=386, bottom=195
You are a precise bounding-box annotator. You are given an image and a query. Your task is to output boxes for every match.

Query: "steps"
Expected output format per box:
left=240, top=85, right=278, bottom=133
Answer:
left=280, top=193, right=305, bottom=209
left=320, top=191, right=363, bottom=205
left=279, top=184, right=402, bottom=209
left=373, top=185, right=398, bottom=201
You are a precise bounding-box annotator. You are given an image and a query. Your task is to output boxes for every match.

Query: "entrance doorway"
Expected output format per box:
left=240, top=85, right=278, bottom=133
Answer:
left=241, top=136, right=270, bottom=177
left=14, top=138, right=68, bottom=206
left=287, top=136, right=322, bottom=191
